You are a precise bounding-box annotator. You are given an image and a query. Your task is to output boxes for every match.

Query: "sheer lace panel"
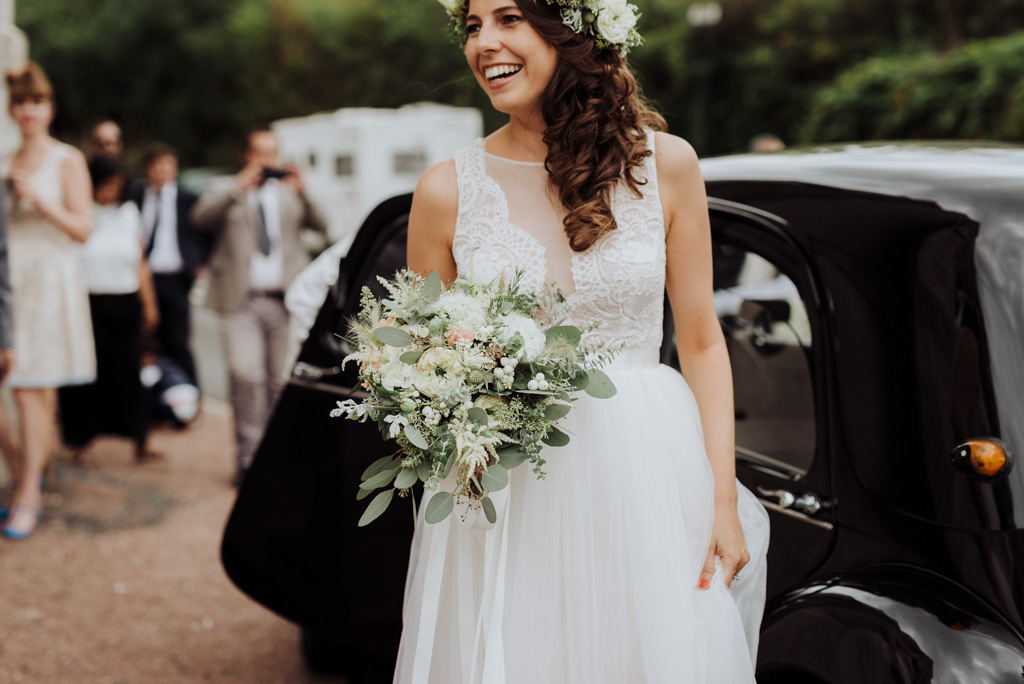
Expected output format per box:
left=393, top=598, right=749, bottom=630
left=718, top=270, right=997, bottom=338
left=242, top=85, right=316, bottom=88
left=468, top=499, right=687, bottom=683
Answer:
left=452, top=133, right=667, bottom=356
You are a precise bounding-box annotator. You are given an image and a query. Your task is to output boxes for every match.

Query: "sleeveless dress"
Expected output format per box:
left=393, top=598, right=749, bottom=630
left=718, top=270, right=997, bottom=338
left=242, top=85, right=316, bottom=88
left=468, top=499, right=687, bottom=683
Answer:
left=394, top=133, right=770, bottom=683
left=3, top=143, right=96, bottom=388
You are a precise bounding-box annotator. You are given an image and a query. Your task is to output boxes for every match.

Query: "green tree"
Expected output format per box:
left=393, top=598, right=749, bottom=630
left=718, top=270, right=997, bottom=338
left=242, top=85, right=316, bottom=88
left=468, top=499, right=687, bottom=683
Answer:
left=17, top=0, right=1024, bottom=163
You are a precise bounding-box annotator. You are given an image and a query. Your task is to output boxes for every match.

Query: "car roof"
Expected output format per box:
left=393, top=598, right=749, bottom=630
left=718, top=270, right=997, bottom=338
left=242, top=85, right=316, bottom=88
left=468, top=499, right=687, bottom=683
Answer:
left=701, top=141, right=1024, bottom=230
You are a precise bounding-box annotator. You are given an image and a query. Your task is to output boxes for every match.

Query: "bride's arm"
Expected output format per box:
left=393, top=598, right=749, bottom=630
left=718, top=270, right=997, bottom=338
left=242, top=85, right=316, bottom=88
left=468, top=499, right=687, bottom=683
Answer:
left=407, top=159, right=459, bottom=282
left=656, top=131, right=750, bottom=590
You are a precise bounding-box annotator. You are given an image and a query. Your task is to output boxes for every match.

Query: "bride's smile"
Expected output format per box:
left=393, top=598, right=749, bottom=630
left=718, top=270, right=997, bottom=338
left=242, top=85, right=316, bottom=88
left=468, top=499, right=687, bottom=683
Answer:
left=464, top=0, right=557, bottom=117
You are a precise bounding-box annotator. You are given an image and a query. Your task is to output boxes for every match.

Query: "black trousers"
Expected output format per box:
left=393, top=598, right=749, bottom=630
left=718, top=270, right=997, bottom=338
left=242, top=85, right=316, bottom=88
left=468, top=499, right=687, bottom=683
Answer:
left=153, top=272, right=197, bottom=385
left=59, top=293, right=147, bottom=448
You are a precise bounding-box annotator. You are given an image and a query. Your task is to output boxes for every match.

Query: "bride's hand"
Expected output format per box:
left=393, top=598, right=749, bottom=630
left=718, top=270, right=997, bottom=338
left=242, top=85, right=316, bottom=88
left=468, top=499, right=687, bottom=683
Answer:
left=698, top=502, right=750, bottom=590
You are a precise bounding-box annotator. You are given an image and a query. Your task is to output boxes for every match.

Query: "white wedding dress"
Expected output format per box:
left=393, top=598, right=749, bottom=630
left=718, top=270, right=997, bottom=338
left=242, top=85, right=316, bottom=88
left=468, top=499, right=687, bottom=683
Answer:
left=394, top=132, right=770, bottom=683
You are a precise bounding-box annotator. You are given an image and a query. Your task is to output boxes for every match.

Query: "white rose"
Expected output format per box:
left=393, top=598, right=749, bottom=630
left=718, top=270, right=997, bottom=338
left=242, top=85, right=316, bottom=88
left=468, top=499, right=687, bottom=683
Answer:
left=595, top=0, right=637, bottom=45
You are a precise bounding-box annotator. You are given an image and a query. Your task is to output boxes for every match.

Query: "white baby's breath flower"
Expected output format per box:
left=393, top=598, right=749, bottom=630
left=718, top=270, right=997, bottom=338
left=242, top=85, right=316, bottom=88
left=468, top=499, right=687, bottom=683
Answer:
left=560, top=8, right=584, bottom=33
left=437, top=0, right=460, bottom=14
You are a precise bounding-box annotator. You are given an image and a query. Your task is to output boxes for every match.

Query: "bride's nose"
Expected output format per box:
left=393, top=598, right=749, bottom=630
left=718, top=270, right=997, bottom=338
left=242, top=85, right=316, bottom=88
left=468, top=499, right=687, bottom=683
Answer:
left=477, top=22, right=502, bottom=51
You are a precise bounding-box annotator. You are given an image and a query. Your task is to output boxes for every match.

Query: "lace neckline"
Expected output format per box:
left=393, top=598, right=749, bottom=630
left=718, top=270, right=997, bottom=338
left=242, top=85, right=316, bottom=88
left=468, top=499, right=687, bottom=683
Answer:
left=483, top=150, right=545, bottom=168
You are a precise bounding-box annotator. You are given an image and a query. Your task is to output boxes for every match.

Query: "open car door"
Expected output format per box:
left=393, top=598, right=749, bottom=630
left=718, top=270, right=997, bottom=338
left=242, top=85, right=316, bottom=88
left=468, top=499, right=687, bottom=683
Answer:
left=221, top=194, right=415, bottom=665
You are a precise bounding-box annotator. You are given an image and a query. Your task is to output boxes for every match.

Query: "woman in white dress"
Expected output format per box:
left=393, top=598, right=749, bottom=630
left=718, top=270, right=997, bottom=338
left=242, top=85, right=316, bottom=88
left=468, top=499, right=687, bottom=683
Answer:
left=1, top=63, right=94, bottom=540
left=396, top=1, right=769, bottom=681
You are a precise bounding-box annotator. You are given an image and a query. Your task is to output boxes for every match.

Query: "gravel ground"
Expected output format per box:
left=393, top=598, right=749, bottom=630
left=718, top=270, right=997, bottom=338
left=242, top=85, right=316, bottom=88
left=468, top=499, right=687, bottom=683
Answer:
left=0, top=400, right=346, bottom=684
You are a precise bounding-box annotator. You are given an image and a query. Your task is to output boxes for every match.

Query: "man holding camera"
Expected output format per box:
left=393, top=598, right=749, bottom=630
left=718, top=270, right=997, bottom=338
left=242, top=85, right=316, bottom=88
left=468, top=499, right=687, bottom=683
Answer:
left=192, top=127, right=327, bottom=485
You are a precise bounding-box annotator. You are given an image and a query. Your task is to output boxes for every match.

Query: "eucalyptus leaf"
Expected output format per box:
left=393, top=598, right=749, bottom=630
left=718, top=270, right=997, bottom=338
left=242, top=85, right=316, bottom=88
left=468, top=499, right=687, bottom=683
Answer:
left=481, top=496, right=497, bottom=524
left=544, top=404, right=571, bottom=421
left=356, top=486, right=373, bottom=501
left=496, top=446, right=529, bottom=470
left=395, top=468, right=419, bottom=490
left=375, top=327, right=414, bottom=347
left=443, top=454, right=455, bottom=478
left=424, top=490, right=455, bottom=524
left=569, top=371, right=590, bottom=391
left=424, top=271, right=442, bottom=303
left=545, top=325, right=582, bottom=347
left=360, top=467, right=399, bottom=491
left=405, top=425, right=429, bottom=449
left=584, top=368, right=617, bottom=399
left=361, top=455, right=398, bottom=481
left=400, top=349, right=425, bottom=364
left=542, top=426, right=571, bottom=447
left=480, top=465, right=509, bottom=492
left=416, top=460, right=433, bottom=482
left=500, top=302, right=515, bottom=314
left=358, top=488, right=395, bottom=527
left=466, top=407, right=489, bottom=426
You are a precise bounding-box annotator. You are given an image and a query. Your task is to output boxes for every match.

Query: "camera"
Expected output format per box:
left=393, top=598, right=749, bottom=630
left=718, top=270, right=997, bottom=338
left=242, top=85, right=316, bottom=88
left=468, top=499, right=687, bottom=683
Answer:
left=260, top=167, right=292, bottom=182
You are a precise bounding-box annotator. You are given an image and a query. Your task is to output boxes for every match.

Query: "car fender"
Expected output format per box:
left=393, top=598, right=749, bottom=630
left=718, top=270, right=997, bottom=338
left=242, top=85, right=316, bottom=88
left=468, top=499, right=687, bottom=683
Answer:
left=756, top=566, right=1024, bottom=684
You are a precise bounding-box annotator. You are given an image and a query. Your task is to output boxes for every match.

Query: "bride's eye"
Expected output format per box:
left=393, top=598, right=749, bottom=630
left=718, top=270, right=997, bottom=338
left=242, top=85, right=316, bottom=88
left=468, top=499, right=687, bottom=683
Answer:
left=465, top=21, right=481, bottom=36
left=500, top=13, right=523, bottom=26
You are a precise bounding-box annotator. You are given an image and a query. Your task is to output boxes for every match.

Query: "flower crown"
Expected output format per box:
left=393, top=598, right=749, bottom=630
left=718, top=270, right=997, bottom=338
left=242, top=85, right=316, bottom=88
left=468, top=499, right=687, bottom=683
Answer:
left=437, top=0, right=643, bottom=52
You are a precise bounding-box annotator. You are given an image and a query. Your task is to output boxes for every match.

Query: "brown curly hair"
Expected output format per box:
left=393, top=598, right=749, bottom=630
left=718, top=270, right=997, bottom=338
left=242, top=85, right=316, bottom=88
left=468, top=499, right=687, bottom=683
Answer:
left=5, top=62, right=54, bottom=106
left=512, top=0, right=666, bottom=252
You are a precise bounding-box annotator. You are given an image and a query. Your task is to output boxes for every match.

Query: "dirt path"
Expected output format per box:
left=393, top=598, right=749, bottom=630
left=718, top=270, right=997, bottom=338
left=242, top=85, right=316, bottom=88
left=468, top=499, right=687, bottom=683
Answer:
left=0, top=400, right=345, bottom=683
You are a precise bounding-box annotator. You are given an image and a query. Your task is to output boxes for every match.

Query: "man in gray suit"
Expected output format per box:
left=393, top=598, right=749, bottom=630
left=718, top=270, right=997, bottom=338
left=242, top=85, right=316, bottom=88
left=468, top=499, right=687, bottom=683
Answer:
left=192, top=127, right=327, bottom=484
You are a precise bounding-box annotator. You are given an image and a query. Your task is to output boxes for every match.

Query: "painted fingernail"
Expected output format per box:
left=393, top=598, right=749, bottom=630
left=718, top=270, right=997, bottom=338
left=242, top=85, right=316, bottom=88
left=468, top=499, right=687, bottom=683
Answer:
left=699, top=578, right=710, bottom=589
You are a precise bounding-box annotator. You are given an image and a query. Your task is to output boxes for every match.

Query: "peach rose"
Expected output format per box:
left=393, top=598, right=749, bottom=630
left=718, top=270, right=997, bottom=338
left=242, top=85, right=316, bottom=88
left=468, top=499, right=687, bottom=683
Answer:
left=445, top=327, right=475, bottom=346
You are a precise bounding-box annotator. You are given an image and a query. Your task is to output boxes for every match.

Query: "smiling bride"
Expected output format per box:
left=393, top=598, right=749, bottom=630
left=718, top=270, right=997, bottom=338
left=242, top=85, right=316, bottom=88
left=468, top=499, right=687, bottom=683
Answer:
left=393, top=2, right=770, bottom=681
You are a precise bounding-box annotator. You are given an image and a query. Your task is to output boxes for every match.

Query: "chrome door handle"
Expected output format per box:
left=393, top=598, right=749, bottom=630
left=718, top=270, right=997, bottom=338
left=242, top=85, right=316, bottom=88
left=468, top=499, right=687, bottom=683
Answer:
left=757, top=487, right=795, bottom=508
left=292, top=361, right=342, bottom=380
left=756, top=487, right=823, bottom=516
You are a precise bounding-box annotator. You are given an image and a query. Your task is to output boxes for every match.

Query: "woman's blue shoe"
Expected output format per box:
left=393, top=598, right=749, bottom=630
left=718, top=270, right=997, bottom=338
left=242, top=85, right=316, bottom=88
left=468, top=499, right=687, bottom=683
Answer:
left=2, top=502, right=41, bottom=540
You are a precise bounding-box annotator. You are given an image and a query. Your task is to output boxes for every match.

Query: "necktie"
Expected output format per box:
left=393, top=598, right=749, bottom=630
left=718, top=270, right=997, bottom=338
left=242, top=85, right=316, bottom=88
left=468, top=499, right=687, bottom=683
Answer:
left=256, top=197, right=271, bottom=256
left=146, top=189, right=161, bottom=256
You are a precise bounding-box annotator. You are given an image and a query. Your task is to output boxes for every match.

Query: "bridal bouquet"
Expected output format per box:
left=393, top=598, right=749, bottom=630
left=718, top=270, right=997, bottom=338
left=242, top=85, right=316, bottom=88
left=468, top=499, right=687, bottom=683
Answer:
left=331, top=270, right=619, bottom=527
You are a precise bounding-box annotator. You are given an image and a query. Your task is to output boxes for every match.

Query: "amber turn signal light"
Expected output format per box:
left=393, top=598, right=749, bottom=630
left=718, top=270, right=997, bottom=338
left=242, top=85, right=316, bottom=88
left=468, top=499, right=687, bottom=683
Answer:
left=950, top=438, right=1012, bottom=479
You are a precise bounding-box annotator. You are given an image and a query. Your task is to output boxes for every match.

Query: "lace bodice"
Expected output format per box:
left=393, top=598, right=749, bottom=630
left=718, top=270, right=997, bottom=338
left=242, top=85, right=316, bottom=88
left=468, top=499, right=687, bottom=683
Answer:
left=452, top=133, right=667, bottom=357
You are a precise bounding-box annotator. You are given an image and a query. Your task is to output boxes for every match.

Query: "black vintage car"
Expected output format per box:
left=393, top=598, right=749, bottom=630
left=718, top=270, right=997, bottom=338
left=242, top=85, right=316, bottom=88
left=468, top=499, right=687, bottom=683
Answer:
left=222, top=143, right=1024, bottom=682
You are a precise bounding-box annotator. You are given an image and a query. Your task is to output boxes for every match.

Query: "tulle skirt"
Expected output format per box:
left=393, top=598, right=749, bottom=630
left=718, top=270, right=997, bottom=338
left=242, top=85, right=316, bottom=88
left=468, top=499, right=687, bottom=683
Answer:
left=394, top=351, right=770, bottom=683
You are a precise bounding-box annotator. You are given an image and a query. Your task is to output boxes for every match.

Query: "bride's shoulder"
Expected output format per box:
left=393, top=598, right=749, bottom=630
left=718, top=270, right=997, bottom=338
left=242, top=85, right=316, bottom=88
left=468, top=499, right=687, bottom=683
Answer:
left=650, top=132, right=704, bottom=204
left=414, top=159, right=458, bottom=212
left=650, top=132, right=700, bottom=177
left=410, top=159, right=459, bottom=244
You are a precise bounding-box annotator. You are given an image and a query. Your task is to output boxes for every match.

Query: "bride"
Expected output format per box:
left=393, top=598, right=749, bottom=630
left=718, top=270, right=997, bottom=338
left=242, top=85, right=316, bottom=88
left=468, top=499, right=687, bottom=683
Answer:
left=396, top=0, right=769, bottom=681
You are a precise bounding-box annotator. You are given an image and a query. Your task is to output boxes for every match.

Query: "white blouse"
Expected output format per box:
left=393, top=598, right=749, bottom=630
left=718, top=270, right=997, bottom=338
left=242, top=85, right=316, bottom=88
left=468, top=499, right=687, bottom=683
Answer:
left=81, top=202, right=143, bottom=294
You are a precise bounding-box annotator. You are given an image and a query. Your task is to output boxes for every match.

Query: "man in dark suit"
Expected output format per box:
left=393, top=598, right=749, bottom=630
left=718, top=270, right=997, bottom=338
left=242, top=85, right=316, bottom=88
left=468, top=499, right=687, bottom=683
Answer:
left=130, top=144, right=202, bottom=385
left=192, top=127, right=327, bottom=484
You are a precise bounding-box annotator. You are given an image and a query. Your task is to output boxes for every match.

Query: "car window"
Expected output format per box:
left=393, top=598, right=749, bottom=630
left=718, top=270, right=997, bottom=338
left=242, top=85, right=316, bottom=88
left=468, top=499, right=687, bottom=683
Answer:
left=712, top=239, right=816, bottom=477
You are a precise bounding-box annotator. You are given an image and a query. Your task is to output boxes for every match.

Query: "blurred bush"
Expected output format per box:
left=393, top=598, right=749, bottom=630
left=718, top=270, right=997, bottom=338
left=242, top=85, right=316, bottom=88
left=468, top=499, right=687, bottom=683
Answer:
left=17, top=0, right=489, bottom=167
left=801, top=32, right=1024, bottom=143
left=16, top=0, right=1024, bottom=161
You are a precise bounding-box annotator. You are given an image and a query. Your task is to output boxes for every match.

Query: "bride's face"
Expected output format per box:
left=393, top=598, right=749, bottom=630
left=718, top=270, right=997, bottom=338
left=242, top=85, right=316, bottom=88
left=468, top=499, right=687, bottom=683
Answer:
left=464, top=0, right=558, bottom=119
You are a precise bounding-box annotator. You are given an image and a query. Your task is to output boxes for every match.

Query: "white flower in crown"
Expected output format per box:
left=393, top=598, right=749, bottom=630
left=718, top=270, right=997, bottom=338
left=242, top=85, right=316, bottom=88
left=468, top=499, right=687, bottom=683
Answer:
left=436, top=0, right=642, bottom=51
left=594, top=0, right=639, bottom=46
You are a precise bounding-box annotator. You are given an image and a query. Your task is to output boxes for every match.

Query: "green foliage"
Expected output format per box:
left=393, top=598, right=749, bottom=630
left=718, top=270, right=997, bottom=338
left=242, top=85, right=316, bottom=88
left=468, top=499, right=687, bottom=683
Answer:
left=802, top=32, right=1024, bottom=143
left=634, top=0, right=1024, bottom=153
left=19, top=0, right=1024, bottom=164
left=18, top=0, right=489, bottom=166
